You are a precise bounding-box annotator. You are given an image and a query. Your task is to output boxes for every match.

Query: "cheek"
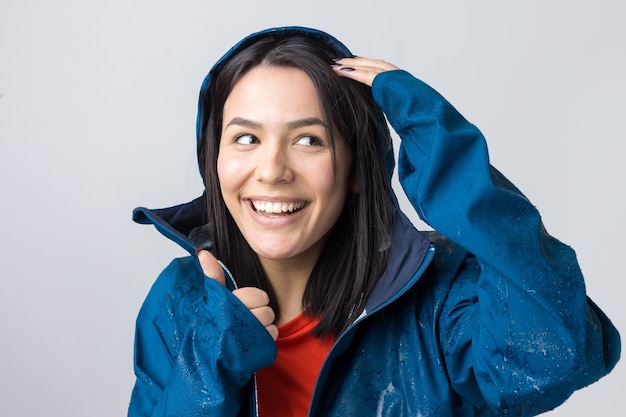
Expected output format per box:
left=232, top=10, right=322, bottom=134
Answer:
left=216, top=153, right=241, bottom=183
left=216, top=155, right=227, bottom=184
left=216, top=153, right=254, bottom=217
left=316, top=163, right=351, bottom=209
left=216, top=154, right=240, bottom=198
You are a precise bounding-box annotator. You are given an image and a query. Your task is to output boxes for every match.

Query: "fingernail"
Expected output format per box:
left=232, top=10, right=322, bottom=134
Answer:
left=340, top=67, right=355, bottom=72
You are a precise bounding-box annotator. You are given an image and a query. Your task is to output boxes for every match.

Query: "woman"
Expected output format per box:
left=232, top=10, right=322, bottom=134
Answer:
left=130, top=27, right=620, bottom=417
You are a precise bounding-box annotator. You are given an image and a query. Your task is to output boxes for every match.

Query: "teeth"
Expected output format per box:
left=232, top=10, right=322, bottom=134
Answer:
left=252, top=200, right=304, bottom=214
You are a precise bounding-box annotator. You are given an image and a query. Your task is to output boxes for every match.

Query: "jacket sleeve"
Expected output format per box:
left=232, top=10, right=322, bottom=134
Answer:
left=128, top=257, right=277, bottom=417
left=372, top=70, right=620, bottom=415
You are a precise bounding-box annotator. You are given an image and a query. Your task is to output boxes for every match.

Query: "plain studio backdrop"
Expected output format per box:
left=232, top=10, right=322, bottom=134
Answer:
left=1, top=0, right=624, bottom=415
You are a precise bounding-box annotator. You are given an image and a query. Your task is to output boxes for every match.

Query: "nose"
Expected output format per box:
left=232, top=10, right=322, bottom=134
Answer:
left=255, top=141, right=294, bottom=184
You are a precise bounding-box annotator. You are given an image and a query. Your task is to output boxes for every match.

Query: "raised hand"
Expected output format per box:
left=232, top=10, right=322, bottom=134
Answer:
left=333, top=57, right=399, bottom=86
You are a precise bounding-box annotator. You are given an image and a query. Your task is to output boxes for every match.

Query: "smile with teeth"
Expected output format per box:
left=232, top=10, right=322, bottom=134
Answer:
left=252, top=200, right=306, bottom=214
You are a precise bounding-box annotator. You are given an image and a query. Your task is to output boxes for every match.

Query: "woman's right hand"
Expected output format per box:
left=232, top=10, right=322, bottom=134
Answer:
left=198, top=249, right=279, bottom=341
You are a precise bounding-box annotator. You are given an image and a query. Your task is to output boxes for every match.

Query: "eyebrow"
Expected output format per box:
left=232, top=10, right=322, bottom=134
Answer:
left=286, top=117, right=326, bottom=130
left=224, top=117, right=327, bottom=130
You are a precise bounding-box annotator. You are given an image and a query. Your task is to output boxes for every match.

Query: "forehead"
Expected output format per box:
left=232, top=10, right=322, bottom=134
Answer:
left=223, top=66, right=324, bottom=121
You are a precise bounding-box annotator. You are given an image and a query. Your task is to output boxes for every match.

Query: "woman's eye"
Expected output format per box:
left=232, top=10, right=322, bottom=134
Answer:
left=296, top=135, right=323, bottom=147
left=235, top=134, right=257, bottom=145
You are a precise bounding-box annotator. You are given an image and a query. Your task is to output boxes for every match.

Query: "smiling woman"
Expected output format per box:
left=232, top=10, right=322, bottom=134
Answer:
left=201, top=35, right=394, bottom=345
left=129, top=27, right=620, bottom=417
left=217, top=65, right=355, bottom=312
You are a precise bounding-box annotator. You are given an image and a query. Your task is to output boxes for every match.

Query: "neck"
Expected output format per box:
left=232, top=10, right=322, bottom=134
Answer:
left=258, top=256, right=315, bottom=325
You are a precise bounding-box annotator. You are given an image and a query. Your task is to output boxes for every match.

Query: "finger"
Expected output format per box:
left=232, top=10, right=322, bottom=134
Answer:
left=249, top=305, right=276, bottom=328
left=232, top=287, right=278, bottom=340
left=197, top=249, right=226, bottom=287
left=337, top=57, right=399, bottom=71
left=266, top=324, right=279, bottom=341
left=333, top=57, right=400, bottom=87
left=232, top=287, right=271, bottom=309
left=333, top=65, right=377, bottom=86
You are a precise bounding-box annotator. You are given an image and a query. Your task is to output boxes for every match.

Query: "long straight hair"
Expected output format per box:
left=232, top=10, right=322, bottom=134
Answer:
left=200, top=35, right=396, bottom=338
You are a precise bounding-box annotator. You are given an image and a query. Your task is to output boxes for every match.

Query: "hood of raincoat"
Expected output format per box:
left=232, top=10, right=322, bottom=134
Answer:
left=133, top=26, right=396, bottom=256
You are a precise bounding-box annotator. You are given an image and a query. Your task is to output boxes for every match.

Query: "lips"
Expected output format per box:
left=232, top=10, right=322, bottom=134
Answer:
left=251, top=200, right=306, bottom=214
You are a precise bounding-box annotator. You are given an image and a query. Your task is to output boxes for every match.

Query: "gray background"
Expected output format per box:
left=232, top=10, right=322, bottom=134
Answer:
left=1, top=0, right=623, bottom=415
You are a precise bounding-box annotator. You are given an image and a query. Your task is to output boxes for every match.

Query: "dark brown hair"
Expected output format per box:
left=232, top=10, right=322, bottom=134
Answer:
left=201, top=35, right=395, bottom=337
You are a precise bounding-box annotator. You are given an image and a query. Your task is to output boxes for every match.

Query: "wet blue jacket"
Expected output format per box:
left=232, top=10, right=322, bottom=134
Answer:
left=129, top=27, right=620, bottom=416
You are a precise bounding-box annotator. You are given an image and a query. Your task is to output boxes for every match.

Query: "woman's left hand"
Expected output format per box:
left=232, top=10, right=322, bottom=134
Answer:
left=332, top=57, right=399, bottom=86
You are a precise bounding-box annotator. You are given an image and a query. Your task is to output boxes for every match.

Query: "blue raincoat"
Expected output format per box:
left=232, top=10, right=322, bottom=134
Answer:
left=129, top=27, right=620, bottom=416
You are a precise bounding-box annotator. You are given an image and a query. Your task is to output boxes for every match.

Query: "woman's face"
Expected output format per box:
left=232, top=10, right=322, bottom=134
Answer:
left=217, top=65, right=353, bottom=268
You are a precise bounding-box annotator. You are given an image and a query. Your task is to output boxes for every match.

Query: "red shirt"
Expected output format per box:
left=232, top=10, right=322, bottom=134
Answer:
left=256, top=313, right=334, bottom=417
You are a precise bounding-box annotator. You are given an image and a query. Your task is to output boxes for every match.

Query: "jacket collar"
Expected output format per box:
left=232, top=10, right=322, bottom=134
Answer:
left=133, top=195, right=207, bottom=257
left=364, top=210, right=432, bottom=314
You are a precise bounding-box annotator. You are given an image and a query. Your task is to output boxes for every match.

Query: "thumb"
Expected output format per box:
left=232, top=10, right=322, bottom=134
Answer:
left=197, top=249, right=226, bottom=287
